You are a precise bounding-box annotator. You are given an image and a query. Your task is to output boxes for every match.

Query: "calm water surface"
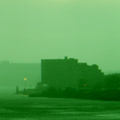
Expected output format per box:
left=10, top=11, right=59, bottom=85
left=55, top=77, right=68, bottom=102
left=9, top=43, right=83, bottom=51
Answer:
left=0, top=88, right=120, bottom=120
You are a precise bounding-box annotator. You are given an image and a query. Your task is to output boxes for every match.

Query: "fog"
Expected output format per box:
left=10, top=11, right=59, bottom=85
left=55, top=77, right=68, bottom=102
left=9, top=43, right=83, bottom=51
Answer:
left=0, top=0, right=120, bottom=73
left=1, top=1, right=120, bottom=120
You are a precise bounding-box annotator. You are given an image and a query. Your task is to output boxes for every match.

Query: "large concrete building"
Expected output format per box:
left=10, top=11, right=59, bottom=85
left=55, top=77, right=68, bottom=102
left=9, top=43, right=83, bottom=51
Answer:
left=41, top=56, right=78, bottom=89
left=41, top=56, right=104, bottom=89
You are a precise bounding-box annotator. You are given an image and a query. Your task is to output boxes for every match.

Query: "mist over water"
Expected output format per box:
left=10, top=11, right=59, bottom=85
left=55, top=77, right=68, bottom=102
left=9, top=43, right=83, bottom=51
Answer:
left=0, top=0, right=120, bottom=119
left=0, top=87, right=17, bottom=99
left=0, top=0, right=120, bottom=73
left=0, top=87, right=15, bottom=93
left=0, top=86, right=120, bottom=120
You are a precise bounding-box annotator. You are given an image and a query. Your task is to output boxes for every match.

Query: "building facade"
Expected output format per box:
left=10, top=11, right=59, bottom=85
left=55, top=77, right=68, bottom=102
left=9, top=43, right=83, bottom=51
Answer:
left=41, top=56, right=78, bottom=89
left=41, top=56, right=105, bottom=89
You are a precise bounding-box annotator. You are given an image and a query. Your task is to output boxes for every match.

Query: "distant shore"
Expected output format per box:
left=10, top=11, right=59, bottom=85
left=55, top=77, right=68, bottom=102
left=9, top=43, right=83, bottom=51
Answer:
left=28, top=88, right=120, bottom=101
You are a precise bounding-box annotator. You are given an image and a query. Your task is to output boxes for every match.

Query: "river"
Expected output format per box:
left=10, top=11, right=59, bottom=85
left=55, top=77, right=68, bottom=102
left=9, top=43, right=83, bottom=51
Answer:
left=0, top=87, right=120, bottom=120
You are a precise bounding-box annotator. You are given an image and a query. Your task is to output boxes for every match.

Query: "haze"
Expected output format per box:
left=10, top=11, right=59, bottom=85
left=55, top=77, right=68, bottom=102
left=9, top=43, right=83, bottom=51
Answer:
left=0, top=0, right=120, bottom=73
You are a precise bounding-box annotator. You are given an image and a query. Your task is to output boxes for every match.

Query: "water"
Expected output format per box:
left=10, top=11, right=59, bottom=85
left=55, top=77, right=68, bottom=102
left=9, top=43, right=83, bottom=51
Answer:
left=0, top=88, right=120, bottom=120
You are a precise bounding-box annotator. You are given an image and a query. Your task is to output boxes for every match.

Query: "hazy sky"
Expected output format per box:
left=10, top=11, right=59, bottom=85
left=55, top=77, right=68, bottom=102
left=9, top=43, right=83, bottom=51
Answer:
left=0, top=0, right=120, bottom=73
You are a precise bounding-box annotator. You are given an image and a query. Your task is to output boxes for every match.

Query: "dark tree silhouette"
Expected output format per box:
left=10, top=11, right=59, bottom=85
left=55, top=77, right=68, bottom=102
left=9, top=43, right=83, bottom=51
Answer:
left=78, top=78, right=87, bottom=88
left=104, top=75, right=120, bottom=89
left=93, top=81, right=103, bottom=89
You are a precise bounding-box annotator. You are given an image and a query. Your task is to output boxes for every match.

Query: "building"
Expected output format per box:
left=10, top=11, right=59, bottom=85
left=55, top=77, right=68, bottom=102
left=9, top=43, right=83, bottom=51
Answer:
left=77, top=63, right=104, bottom=88
left=41, top=56, right=105, bottom=89
left=41, top=56, right=78, bottom=89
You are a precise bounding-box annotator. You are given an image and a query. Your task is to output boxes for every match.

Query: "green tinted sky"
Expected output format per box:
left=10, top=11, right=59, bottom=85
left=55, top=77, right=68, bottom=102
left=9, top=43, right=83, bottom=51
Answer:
left=0, top=0, right=120, bottom=73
